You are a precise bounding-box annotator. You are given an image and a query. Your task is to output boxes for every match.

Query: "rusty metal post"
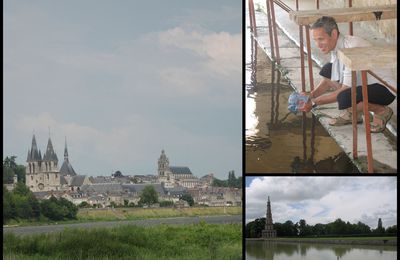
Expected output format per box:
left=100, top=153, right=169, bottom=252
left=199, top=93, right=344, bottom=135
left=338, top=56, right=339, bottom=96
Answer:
left=351, top=71, right=358, bottom=158
left=248, top=0, right=254, bottom=32
left=305, top=25, right=315, bottom=91
left=361, top=71, right=374, bottom=173
left=266, top=0, right=275, bottom=60
left=296, top=0, right=299, bottom=11
left=299, top=26, right=306, bottom=92
left=316, top=0, right=319, bottom=9
left=349, top=0, right=354, bottom=35
left=269, top=0, right=281, bottom=64
left=249, top=0, right=257, bottom=35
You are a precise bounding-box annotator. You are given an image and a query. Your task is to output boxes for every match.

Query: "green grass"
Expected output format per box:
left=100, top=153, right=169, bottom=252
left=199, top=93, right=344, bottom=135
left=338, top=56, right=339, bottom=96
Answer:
left=5, top=206, right=242, bottom=227
left=77, top=206, right=242, bottom=222
left=3, top=222, right=242, bottom=260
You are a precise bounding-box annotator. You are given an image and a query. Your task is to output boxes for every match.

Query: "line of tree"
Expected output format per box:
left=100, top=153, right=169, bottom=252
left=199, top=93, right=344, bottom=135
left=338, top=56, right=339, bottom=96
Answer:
left=3, top=183, right=78, bottom=224
left=212, top=170, right=242, bottom=188
left=246, top=217, right=397, bottom=238
left=3, top=156, right=26, bottom=184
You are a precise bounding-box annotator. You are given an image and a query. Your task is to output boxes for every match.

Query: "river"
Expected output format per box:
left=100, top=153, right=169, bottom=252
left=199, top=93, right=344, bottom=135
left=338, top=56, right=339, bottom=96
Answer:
left=246, top=240, right=397, bottom=260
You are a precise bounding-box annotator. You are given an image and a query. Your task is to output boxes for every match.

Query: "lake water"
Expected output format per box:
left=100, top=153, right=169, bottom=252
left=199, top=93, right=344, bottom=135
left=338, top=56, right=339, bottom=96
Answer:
left=245, top=29, right=359, bottom=173
left=246, top=240, right=397, bottom=260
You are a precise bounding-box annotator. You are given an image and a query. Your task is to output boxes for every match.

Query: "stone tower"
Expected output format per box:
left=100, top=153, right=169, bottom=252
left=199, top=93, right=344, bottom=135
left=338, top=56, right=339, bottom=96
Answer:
left=26, top=134, right=60, bottom=192
left=262, top=196, right=277, bottom=238
left=158, top=149, right=169, bottom=177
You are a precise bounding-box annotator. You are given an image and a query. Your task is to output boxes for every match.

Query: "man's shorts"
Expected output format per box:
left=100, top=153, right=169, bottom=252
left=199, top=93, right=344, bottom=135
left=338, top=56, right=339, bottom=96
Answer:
left=319, top=63, right=395, bottom=110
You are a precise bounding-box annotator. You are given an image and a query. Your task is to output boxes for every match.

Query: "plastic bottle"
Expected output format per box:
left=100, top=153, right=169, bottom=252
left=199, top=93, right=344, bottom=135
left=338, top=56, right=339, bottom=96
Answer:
left=288, top=92, right=310, bottom=114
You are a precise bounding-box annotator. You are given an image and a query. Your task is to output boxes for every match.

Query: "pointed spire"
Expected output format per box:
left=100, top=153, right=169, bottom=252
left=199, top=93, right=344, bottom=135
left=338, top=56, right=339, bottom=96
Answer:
left=44, top=136, right=58, bottom=162
left=64, top=137, right=69, bottom=162
left=28, top=134, right=41, bottom=161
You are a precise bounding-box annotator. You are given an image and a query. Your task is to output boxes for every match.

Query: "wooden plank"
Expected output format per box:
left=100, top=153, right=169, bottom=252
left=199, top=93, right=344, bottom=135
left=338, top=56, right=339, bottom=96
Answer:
left=337, top=46, right=396, bottom=71
left=289, top=5, right=396, bottom=25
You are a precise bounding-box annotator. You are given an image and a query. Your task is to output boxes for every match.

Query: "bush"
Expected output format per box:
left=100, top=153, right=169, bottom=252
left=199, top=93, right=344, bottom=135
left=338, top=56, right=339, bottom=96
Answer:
left=159, top=201, right=174, bottom=207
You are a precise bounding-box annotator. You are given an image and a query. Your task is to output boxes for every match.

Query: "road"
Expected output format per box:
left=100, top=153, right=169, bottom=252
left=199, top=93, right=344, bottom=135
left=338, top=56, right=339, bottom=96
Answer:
left=3, top=215, right=242, bottom=236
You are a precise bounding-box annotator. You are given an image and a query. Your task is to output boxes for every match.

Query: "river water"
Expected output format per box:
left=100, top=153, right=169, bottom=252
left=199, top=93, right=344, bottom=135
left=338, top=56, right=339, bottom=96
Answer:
left=245, top=28, right=360, bottom=173
left=246, top=240, right=397, bottom=260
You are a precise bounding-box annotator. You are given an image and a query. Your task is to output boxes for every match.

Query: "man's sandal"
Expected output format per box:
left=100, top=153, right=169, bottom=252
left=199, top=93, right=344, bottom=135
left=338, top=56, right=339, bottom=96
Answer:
left=370, top=107, right=393, bottom=133
left=329, top=111, right=363, bottom=126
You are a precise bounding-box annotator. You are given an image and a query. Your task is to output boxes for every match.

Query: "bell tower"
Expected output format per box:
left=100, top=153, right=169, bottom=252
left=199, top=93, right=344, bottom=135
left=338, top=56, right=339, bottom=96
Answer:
left=158, top=149, right=169, bottom=177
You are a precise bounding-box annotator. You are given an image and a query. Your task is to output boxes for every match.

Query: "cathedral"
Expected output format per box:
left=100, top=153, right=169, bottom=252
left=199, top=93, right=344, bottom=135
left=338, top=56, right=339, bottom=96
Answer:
left=157, top=149, right=200, bottom=188
left=25, top=135, right=85, bottom=192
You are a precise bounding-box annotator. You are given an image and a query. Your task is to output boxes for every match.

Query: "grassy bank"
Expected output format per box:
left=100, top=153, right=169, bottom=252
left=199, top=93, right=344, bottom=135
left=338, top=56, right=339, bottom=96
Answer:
left=77, top=206, right=242, bottom=221
left=3, top=222, right=242, bottom=260
left=246, top=236, right=397, bottom=246
left=5, top=206, right=242, bottom=227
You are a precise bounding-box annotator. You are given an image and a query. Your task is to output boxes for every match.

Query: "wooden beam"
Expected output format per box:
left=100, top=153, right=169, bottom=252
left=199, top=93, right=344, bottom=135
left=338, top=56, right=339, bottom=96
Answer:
left=290, top=5, right=396, bottom=25
left=337, top=46, right=396, bottom=71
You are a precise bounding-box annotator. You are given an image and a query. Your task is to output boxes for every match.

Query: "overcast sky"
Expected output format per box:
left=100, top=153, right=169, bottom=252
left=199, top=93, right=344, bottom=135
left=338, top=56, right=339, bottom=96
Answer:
left=4, top=0, right=242, bottom=178
left=246, top=177, right=397, bottom=229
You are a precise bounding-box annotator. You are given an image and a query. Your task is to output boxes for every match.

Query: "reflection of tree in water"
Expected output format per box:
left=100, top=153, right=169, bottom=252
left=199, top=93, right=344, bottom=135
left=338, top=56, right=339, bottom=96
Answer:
left=247, top=241, right=397, bottom=259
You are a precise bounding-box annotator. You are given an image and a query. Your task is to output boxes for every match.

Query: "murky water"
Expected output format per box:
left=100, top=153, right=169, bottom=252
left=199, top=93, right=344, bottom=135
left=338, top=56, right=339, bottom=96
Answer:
left=246, top=240, right=397, bottom=260
left=245, top=31, right=359, bottom=173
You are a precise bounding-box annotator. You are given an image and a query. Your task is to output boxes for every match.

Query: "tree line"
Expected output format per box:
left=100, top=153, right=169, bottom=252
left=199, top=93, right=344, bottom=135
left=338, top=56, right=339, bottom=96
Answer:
left=212, top=170, right=242, bottom=188
left=246, top=218, right=397, bottom=238
left=3, top=183, right=78, bottom=224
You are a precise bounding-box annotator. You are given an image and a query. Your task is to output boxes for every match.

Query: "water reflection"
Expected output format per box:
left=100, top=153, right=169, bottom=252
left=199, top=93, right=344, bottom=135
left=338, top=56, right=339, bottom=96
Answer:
left=246, top=240, right=397, bottom=260
left=245, top=34, right=359, bottom=173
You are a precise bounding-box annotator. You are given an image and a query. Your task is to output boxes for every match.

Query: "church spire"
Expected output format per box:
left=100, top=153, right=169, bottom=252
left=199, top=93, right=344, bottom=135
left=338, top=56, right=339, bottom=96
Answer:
left=64, top=137, right=69, bottom=162
left=43, top=136, right=58, bottom=162
left=27, top=134, right=42, bottom=162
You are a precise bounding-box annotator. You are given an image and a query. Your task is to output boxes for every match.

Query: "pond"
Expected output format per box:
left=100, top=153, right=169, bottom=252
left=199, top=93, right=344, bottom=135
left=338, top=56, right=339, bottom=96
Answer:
left=246, top=240, right=397, bottom=260
left=245, top=31, right=360, bottom=173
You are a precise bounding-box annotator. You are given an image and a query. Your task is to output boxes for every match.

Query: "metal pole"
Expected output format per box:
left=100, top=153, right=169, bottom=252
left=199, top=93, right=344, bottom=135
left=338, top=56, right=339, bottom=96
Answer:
left=296, top=0, right=299, bottom=11
left=248, top=0, right=254, bottom=32
left=266, top=0, right=275, bottom=60
left=361, top=71, right=374, bottom=173
left=349, top=0, right=354, bottom=35
left=299, top=26, right=306, bottom=92
left=351, top=71, right=358, bottom=158
left=316, top=0, right=319, bottom=9
left=305, top=25, right=315, bottom=91
left=270, top=0, right=281, bottom=64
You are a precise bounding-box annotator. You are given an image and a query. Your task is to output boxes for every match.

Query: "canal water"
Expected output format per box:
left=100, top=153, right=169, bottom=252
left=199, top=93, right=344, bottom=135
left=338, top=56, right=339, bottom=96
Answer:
left=245, top=31, right=360, bottom=173
left=246, top=240, right=397, bottom=260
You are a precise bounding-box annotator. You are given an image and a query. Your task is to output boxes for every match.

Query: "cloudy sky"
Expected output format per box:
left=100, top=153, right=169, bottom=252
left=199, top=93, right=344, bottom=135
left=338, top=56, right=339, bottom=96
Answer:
left=4, top=0, right=242, bottom=178
left=246, top=177, right=397, bottom=229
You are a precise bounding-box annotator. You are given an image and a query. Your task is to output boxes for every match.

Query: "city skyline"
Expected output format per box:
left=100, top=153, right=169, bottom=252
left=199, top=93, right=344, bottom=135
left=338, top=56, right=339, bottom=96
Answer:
left=4, top=0, right=242, bottom=178
left=246, top=177, right=397, bottom=229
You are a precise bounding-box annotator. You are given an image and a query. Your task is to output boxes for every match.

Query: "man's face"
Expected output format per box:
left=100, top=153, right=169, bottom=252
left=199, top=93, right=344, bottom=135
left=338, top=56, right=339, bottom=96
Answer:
left=311, top=27, right=338, bottom=54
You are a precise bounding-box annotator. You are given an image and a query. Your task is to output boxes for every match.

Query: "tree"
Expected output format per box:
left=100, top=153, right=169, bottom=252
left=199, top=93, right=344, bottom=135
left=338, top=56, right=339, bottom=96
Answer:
left=180, top=193, right=194, bottom=206
left=386, top=225, right=397, bottom=234
left=139, top=185, right=158, bottom=206
left=13, top=182, right=31, bottom=197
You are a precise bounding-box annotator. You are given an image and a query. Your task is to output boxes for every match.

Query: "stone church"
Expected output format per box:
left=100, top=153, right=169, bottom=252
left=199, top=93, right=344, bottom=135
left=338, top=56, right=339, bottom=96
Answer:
left=157, top=149, right=200, bottom=188
left=25, top=135, right=90, bottom=192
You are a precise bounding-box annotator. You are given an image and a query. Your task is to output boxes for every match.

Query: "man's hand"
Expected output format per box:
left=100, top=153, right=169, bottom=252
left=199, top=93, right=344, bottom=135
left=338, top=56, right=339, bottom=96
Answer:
left=299, top=98, right=313, bottom=113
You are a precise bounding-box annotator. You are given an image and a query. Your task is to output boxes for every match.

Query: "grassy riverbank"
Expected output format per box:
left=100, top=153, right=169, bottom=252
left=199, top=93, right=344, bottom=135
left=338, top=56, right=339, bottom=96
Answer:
left=78, top=206, right=242, bottom=221
left=3, top=222, right=242, bottom=260
left=246, top=236, right=397, bottom=246
left=5, top=206, right=242, bottom=227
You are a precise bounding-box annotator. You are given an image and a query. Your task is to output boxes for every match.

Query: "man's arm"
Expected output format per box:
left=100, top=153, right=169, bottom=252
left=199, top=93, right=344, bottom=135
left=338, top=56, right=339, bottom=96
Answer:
left=301, top=84, right=348, bottom=112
